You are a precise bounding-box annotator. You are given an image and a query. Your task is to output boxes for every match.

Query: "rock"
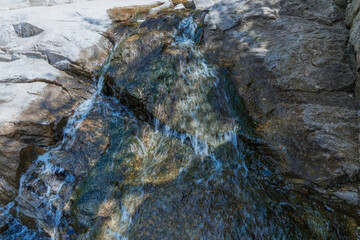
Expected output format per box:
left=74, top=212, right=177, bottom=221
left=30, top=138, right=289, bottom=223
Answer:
left=347, top=1, right=360, bottom=66
left=346, top=0, right=360, bottom=97
left=12, top=22, right=43, bottom=38
left=174, top=3, right=185, bottom=10
left=0, top=0, right=168, bottom=76
left=0, top=58, right=85, bottom=207
left=0, top=57, right=92, bottom=146
left=193, top=0, right=220, bottom=9
left=0, top=138, right=45, bottom=207
left=0, top=0, right=166, bottom=209
left=346, top=0, right=360, bottom=27
left=0, top=0, right=111, bottom=11
left=0, top=63, right=89, bottom=207
left=334, top=191, right=359, bottom=205
left=14, top=105, right=111, bottom=235
left=104, top=12, right=238, bottom=147
left=203, top=0, right=360, bottom=189
left=68, top=121, right=201, bottom=238
left=0, top=210, right=11, bottom=233
left=149, top=1, right=174, bottom=15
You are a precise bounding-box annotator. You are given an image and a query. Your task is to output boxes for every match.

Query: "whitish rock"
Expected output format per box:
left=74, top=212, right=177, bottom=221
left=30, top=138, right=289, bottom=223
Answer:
left=0, top=0, right=107, bottom=11
left=149, top=1, right=173, bottom=15
left=0, top=0, right=168, bottom=73
left=174, top=3, right=185, bottom=10
left=193, top=0, right=220, bottom=9
left=0, top=58, right=62, bottom=83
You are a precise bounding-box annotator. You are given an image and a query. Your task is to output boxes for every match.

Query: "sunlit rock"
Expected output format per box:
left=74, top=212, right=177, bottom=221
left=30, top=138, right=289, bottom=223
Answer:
left=203, top=0, right=360, bottom=189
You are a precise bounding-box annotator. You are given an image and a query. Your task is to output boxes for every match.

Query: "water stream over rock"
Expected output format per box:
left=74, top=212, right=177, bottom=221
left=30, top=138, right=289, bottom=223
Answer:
left=1, top=8, right=359, bottom=240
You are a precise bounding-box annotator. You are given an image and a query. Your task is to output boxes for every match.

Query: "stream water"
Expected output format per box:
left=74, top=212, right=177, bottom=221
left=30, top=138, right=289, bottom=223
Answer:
left=0, top=14, right=359, bottom=240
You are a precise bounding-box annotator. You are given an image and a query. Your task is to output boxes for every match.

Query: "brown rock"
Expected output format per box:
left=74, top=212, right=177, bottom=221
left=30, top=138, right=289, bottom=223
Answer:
left=203, top=0, right=360, bottom=188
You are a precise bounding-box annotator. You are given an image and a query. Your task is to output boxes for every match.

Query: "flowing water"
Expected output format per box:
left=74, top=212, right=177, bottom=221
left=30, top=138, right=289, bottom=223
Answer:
left=1, top=14, right=359, bottom=240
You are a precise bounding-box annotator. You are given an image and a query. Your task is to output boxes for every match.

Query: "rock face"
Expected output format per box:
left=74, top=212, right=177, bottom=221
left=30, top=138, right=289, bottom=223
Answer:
left=104, top=12, right=239, bottom=148
left=78, top=7, right=359, bottom=239
left=0, top=0, right=360, bottom=238
left=346, top=0, right=360, bottom=97
left=0, top=0, right=166, bottom=208
left=0, top=57, right=91, bottom=206
left=203, top=0, right=360, bottom=192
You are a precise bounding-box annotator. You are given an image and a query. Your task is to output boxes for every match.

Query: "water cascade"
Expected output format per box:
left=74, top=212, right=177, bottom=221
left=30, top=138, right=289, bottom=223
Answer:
left=0, top=43, right=119, bottom=239
left=1, top=10, right=359, bottom=240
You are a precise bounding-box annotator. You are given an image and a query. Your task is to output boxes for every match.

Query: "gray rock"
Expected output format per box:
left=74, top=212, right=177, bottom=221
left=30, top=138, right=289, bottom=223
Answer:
left=12, top=22, right=43, bottom=38
left=203, top=0, right=360, bottom=188
left=346, top=0, right=360, bottom=27
left=346, top=0, right=360, bottom=97
left=334, top=191, right=359, bottom=205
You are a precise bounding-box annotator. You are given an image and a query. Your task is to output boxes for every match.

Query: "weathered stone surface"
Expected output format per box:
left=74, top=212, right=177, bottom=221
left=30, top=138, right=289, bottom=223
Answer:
left=346, top=0, right=360, bottom=97
left=0, top=0, right=167, bottom=208
left=346, top=0, right=360, bottom=27
left=203, top=0, right=360, bottom=192
left=0, top=58, right=90, bottom=207
left=12, top=22, right=44, bottom=38
left=193, top=0, right=220, bottom=9
left=149, top=1, right=174, bottom=15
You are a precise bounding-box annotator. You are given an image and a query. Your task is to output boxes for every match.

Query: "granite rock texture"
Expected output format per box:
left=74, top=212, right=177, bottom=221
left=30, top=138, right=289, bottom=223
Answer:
left=202, top=0, right=360, bottom=194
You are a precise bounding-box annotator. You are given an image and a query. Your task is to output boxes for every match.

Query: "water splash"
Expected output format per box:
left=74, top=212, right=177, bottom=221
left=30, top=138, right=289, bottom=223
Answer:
left=62, top=42, right=119, bottom=150
left=175, top=16, right=197, bottom=42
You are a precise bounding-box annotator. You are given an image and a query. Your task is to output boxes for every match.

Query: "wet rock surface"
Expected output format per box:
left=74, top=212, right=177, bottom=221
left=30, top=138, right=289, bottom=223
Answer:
left=1, top=0, right=360, bottom=239
left=202, top=0, right=360, bottom=193
left=104, top=11, right=247, bottom=148
left=0, top=0, right=166, bottom=234
left=346, top=0, right=360, bottom=96
left=95, top=5, right=360, bottom=239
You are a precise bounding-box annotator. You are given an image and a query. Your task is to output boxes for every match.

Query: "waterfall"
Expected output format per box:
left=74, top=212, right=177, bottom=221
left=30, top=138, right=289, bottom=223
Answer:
left=0, top=42, right=119, bottom=240
left=1, top=11, right=354, bottom=240
left=77, top=16, right=250, bottom=239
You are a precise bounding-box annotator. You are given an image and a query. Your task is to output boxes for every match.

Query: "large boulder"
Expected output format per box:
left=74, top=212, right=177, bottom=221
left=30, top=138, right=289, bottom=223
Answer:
left=203, top=0, right=360, bottom=192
